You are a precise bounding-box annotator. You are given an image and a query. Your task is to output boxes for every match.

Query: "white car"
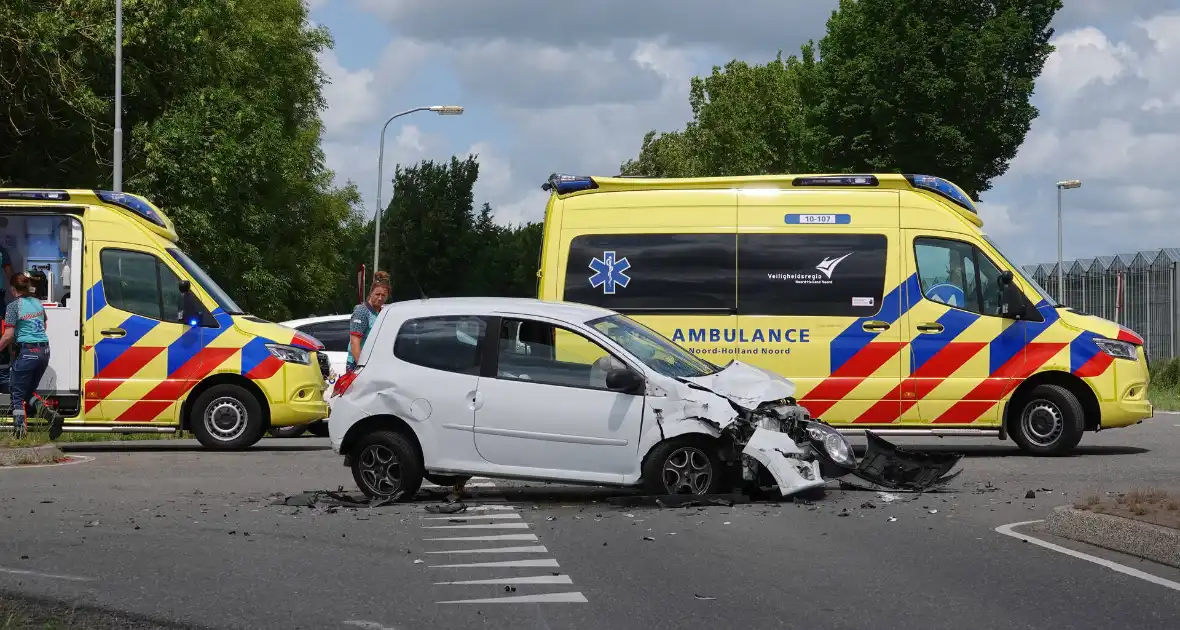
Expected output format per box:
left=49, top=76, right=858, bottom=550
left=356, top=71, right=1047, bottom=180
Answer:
left=327, top=297, right=961, bottom=500
left=274, top=314, right=351, bottom=437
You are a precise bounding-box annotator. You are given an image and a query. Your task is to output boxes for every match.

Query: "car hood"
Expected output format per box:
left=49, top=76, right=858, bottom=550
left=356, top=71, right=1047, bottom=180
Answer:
left=678, top=361, right=797, bottom=411
left=233, top=315, right=324, bottom=350
left=1055, top=308, right=1145, bottom=345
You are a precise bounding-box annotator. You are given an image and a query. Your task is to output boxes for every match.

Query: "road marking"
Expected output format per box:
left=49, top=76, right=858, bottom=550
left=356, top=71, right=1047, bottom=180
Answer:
left=460, top=505, right=518, bottom=511
left=430, top=558, right=561, bottom=569
left=435, top=575, right=574, bottom=586
left=0, top=455, right=94, bottom=471
left=437, top=592, right=589, bottom=604
left=422, top=522, right=531, bottom=530
left=343, top=621, right=399, bottom=630
left=996, top=520, right=1180, bottom=593
left=426, top=545, right=548, bottom=554
left=0, top=566, right=95, bottom=582
left=420, top=513, right=523, bottom=520
left=423, top=533, right=539, bottom=542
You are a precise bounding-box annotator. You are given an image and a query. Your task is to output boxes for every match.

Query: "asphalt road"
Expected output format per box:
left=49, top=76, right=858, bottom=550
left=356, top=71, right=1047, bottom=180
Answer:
left=2, top=414, right=1180, bottom=629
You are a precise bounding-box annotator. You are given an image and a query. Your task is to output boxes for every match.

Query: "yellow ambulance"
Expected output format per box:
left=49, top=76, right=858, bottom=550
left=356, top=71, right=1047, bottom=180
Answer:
left=0, top=189, right=329, bottom=449
left=536, top=173, right=1153, bottom=455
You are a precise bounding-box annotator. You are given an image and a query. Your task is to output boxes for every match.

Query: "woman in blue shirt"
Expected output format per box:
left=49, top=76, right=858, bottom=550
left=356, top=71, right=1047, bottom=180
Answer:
left=0, top=273, right=59, bottom=439
left=347, top=271, right=390, bottom=372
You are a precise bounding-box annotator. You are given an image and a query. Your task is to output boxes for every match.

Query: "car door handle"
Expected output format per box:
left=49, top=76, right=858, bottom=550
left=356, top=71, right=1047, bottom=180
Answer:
left=100, top=328, right=126, bottom=338
left=916, top=323, right=945, bottom=333
left=862, top=320, right=890, bottom=332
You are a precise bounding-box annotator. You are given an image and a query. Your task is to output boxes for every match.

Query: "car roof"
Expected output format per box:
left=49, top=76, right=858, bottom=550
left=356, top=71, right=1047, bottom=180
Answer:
left=382, top=297, right=616, bottom=323
left=280, top=314, right=350, bottom=328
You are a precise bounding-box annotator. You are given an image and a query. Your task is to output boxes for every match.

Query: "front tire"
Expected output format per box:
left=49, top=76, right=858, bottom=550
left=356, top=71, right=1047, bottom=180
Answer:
left=641, top=436, right=728, bottom=495
left=190, top=384, right=266, bottom=450
left=1009, top=384, right=1085, bottom=456
left=350, top=430, right=423, bottom=501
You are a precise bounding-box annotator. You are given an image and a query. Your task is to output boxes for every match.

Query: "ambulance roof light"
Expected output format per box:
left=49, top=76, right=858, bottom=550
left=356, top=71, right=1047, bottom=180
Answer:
left=0, top=190, right=71, bottom=201
left=904, top=174, right=977, bottom=214
left=94, top=190, right=167, bottom=227
left=541, top=173, right=598, bottom=195
left=792, top=175, right=879, bottom=187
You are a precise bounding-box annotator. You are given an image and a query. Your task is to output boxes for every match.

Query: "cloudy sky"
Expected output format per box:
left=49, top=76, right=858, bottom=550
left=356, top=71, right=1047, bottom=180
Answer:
left=307, top=0, right=1180, bottom=267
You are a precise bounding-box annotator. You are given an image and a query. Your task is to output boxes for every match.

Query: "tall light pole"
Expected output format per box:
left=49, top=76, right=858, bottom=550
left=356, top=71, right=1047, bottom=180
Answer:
left=1056, top=179, right=1082, bottom=301
left=114, top=0, right=123, bottom=192
left=373, top=105, right=465, bottom=275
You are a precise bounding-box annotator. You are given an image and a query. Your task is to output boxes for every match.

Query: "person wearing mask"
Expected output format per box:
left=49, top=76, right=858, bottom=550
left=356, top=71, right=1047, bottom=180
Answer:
left=1, top=273, right=60, bottom=439
left=347, top=271, right=390, bottom=372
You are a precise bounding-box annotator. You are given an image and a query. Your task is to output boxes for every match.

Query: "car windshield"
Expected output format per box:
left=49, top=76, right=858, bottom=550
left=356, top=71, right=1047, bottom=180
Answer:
left=166, top=248, right=246, bottom=315
left=588, top=314, right=721, bottom=379
left=982, top=234, right=1057, bottom=307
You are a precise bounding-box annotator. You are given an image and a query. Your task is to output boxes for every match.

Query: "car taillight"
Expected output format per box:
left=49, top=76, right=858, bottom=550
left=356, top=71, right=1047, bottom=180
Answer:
left=332, top=368, right=361, bottom=397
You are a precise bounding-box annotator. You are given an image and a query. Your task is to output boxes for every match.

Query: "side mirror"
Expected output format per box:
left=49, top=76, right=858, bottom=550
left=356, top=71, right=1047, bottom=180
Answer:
left=998, top=270, right=1032, bottom=320
left=605, top=365, right=645, bottom=395
left=181, top=286, right=218, bottom=327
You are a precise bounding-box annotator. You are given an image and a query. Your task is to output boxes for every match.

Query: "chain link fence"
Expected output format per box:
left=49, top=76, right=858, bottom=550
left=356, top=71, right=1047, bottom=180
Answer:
left=1022, top=249, right=1180, bottom=363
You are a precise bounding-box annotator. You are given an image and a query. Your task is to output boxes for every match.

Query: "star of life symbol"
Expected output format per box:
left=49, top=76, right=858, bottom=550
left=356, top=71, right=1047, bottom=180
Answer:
left=589, top=250, right=631, bottom=295
left=815, top=253, right=853, bottom=279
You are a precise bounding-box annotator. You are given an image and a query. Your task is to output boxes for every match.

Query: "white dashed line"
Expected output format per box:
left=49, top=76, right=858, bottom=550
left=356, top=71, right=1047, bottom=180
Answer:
left=422, top=522, right=531, bottom=530
left=420, top=513, right=523, bottom=520
left=423, top=533, right=539, bottom=542
left=0, top=566, right=95, bottom=582
left=430, top=558, right=561, bottom=569
left=437, top=592, right=589, bottom=604
left=435, top=575, right=574, bottom=586
left=426, top=545, right=549, bottom=554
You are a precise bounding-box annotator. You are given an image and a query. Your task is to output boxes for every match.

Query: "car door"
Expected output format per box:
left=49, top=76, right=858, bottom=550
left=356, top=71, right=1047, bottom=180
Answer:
left=85, top=244, right=197, bottom=423
left=902, top=232, right=1018, bottom=426
left=472, top=316, right=645, bottom=478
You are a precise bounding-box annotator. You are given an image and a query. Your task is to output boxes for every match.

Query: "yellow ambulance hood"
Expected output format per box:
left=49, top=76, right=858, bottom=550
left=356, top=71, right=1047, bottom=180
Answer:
left=233, top=315, right=325, bottom=351
left=1055, top=308, right=1145, bottom=345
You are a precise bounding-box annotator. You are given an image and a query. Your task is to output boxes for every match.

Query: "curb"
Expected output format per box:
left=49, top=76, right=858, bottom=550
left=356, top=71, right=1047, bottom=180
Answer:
left=1041, top=505, right=1180, bottom=569
left=0, top=443, right=64, bottom=467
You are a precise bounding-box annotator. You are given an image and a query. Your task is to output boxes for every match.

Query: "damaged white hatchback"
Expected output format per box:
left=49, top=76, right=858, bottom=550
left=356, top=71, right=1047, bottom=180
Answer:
left=327, top=298, right=962, bottom=501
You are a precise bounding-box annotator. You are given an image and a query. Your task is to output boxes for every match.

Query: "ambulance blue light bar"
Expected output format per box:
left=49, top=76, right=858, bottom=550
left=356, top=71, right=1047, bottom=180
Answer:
left=792, top=175, right=879, bottom=187
left=904, top=174, right=977, bottom=214
left=95, top=190, right=167, bottom=227
left=0, top=190, right=71, bottom=201
left=542, top=173, right=598, bottom=195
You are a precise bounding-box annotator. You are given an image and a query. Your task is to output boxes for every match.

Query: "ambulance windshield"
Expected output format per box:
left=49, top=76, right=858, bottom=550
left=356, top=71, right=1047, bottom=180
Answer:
left=982, top=234, right=1057, bottom=307
left=166, top=248, right=245, bottom=315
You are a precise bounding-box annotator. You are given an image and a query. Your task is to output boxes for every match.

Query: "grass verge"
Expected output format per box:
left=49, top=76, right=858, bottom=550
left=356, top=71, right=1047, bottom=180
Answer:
left=0, top=591, right=187, bottom=629
left=1075, top=487, right=1180, bottom=530
left=0, top=430, right=192, bottom=450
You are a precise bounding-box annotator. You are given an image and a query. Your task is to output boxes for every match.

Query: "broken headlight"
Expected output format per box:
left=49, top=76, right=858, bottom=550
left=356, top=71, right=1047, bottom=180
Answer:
left=803, top=421, right=856, bottom=468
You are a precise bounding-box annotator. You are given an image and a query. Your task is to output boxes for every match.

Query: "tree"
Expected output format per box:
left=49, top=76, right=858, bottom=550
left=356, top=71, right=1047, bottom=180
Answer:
left=0, top=0, right=359, bottom=320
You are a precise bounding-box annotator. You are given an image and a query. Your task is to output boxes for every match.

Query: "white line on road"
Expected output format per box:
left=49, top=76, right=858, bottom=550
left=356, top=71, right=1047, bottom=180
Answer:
left=0, top=566, right=95, bottom=582
left=422, top=522, right=531, bottom=530
left=419, top=513, right=522, bottom=520
left=343, top=621, right=399, bottom=630
left=996, top=520, right=1180, bottom=593
left=456, top=505, right=518, bottom=511
left=435, top=574, right=574, bottom=586
left=437, top=591, right=588, bottom=604
left=429, top=558, right=561, bottom=569
left=423, top=533, right=539, bottom=542
left=426, top=545, right=548, bottom=554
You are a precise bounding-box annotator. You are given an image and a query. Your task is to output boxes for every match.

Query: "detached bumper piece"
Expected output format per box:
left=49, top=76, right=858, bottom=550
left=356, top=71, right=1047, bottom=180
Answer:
left=850, top=431, right=963, bottom=491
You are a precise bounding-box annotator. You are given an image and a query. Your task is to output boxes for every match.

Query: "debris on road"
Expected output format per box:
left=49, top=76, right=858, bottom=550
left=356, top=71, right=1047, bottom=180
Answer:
left=642, top=536, right=655, bottom=541
left=1025, top=490, right=1037, bottom=499
left=887, top=517, right=898, bottom=522
left=271, top=489, right=398, bottom=510
left=694, top=594, right=717, bottom=601
left=877, top=492, right=900, bottom=504
left=424, top=502, right=467, bottom=515
left=860, top=501, right=877, bottom=509
left=605, top=493, right=747, bottom=508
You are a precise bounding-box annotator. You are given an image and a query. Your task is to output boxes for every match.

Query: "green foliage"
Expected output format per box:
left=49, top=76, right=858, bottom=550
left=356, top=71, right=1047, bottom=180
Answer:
left=622, top=0, right=1064, bottom=201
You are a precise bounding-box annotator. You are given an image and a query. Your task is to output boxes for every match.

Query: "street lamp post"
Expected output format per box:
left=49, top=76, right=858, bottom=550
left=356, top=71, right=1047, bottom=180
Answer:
left=373, top=105, right=465, bottom=275
left=114, top=0, right=123, bottom=192
left=1056, top=179, right=1082, bottom=302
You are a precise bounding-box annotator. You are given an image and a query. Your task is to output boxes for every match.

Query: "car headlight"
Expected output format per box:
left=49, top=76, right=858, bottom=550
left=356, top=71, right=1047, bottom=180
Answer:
left=804, top=421, right=856, bottom=467
left=1094, top=338, right=1138, bottom=361
left=265, top=343, right=310, bottom=365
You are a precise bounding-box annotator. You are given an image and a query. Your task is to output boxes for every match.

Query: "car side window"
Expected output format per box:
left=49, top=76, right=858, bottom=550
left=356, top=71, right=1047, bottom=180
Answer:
left=495, top=318, right=626, bottom=391
left=393, top=315, right=487, bottom=376
left=100, top=248, right=184, bottom=322
left=914, top=237, right=1005, bottom=316
left=302, top=320, right=351, bottom=353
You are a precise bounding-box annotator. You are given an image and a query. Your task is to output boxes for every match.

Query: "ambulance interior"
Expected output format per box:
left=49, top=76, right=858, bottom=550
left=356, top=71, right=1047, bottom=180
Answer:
left=0, top=214, right=83, bottom=415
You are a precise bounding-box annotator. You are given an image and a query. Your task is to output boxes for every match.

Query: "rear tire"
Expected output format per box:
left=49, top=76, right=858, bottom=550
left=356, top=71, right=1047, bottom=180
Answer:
left=1009, top=384, right=1085, bottom=456
left=190, top=384, right=266, bottom=450
left=350, top=430, right=423, bottom=501
left=641, top=436, right=728, bottom=495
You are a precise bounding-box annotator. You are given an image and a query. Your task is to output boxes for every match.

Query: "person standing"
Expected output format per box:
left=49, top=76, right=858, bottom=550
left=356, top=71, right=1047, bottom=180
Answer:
left=347, top=271, right=390, bottom=372
left=1, top=273, right=60, bottom=439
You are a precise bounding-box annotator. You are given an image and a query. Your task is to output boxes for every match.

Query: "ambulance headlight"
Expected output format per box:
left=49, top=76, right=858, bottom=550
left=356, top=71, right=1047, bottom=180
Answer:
left=1094, top=338, right=1137, bottom=361
left=266, top=343, right=310, bottom=365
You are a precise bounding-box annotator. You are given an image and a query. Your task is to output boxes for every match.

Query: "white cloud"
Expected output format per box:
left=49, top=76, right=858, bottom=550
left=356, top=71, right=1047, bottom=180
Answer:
left=1039, top=27, right=1134, bottom=102
left=318, top=50, right=378, bottom=135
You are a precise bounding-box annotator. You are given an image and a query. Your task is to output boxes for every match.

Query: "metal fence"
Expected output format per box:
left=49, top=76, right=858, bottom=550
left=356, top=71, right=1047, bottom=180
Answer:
left=1022, top=249, right=1180, bottom=364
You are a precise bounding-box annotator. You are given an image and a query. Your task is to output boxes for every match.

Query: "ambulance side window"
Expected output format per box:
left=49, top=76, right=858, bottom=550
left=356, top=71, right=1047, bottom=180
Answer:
left=914, top=238, right=1004, bottom=316
left=737, top=233, right=889, bottom=317
left=100, top=249, right=184, bottom=322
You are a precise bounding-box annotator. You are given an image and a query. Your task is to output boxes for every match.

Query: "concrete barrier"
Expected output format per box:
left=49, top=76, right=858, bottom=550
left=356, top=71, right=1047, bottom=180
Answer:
left=1042, top=505, right=1180, bottom=569
left=0, top=443, right=63, bottom=467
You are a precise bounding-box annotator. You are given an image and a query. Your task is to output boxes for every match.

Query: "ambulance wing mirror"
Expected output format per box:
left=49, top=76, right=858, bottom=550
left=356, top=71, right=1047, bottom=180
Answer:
left=998, top=270, right=1034, bottom=320
left=179, top=280, right=218, bottom=327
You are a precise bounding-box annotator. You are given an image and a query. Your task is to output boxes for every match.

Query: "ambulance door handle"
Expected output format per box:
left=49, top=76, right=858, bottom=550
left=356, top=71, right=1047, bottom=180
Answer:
left=100, top=328, right=126, bottom=338
left=916, top=323, right=944, bottom=334
left=862, top=320, right=890, bottom=332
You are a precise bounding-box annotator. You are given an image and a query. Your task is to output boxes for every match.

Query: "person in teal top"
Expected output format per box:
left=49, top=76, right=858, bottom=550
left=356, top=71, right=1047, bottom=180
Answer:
left=0, top=273, right=58, bottom=439
left=347, top=271, right=390, bottom=371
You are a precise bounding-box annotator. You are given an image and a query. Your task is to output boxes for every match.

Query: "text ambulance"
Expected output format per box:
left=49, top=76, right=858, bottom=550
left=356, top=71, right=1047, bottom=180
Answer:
left=0, top=189, right=329, bottom=449
left=535, top=173, right=1153, bottom=455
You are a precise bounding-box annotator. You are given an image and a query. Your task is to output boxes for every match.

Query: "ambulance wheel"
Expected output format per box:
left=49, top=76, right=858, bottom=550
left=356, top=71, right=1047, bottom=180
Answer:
left=1010, top=384, right=1085, bottom=456
left=190, top=384, right=266, bottom=450
left=642, top=436, right=727, bottom=495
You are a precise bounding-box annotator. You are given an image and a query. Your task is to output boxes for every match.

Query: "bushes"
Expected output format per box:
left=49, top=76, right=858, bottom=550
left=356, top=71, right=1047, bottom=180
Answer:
left=1149, top=357, right=1180, bottom=410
